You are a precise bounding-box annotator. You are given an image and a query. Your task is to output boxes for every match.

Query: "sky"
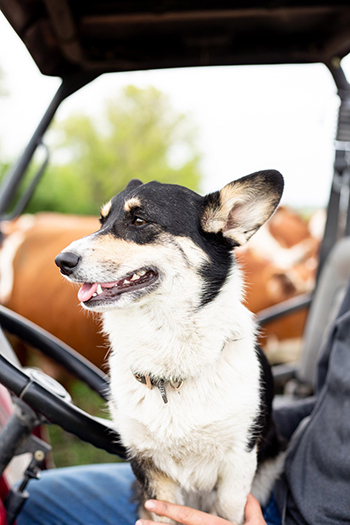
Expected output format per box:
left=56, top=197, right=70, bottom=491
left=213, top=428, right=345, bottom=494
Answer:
left=0, top=11, right=349, bottom=209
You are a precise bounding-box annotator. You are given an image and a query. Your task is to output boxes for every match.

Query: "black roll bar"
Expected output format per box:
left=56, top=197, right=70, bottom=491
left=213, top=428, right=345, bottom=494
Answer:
left=256, top=292, right=313, bottom=326
left=0, top=305, right=109, bottom=401
left=0, top=353, right=127, bottom=458
left=317, top=63, right=350, bottom=278
left=0, top=72, right=98, bottom=219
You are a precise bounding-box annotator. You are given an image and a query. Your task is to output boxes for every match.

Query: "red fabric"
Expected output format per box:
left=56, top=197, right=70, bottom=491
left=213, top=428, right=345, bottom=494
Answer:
left=0, top=386, right=13, bottom=427
left=0, top=476, right=9, bottom=525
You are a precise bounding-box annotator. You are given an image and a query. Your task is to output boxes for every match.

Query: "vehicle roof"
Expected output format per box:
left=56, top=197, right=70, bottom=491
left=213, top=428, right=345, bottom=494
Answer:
left=1, top=1, right=350, bottom=78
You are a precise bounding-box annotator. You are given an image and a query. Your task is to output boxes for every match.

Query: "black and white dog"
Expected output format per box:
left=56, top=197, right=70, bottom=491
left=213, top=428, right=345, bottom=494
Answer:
left=55, top=170, right=285, bottom=525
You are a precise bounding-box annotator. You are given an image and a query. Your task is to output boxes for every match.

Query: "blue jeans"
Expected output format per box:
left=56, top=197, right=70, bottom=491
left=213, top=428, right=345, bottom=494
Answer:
left=262, top=492, right=282, bottom=525
left=17, top=463, right=281, bottom=525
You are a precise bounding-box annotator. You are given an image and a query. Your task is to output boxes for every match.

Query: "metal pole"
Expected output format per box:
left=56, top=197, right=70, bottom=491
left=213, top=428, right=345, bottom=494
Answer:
left=317, top=62, right=350, bottom=278
left=0, top=72, right=98, bottom=217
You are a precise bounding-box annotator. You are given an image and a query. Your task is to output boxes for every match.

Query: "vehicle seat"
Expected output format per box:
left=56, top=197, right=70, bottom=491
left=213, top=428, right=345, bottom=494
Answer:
left=273, top=237, right=350, bottom=399
left=272, top=237, right=350, bottom=438
left=296, top=236, right=350, bottom=390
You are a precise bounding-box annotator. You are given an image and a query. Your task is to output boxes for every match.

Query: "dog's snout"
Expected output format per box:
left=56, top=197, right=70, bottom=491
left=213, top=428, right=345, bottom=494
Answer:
left=55, top=251, right=81, bottom=276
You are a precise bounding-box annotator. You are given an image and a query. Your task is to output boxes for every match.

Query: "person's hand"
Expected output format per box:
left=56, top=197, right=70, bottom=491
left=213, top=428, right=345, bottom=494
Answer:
left=135, top=494, right=267, bottom=525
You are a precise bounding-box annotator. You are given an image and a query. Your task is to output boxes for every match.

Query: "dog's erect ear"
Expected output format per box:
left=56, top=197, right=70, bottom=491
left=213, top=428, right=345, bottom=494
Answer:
left=125, top=179, right=143, bottom=191
left=201, top=170, right=284, bottom=246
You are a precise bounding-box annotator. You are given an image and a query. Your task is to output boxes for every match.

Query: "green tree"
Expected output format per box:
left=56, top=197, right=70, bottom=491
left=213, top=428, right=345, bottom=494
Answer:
left=0, top=66, right=8, bottom=177
left=28, top=85, right=202, bottom=214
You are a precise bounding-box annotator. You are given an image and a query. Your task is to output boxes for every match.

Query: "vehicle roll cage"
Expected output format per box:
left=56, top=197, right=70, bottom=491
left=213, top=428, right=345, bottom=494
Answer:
left=0, top=50, right=349, bottom=402
left=1, top=61, right=350, bottom=312
left=0, top=0, right=349, bottom=459
left=1, top=3, right=350, bottom=521
left=0, top=72, right=98, bottom=222
left=0, top=305, right=109, bottom=400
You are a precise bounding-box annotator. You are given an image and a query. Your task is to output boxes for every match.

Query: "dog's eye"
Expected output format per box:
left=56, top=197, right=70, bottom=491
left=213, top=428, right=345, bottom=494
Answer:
left=132, top=217, right=147, bottom=227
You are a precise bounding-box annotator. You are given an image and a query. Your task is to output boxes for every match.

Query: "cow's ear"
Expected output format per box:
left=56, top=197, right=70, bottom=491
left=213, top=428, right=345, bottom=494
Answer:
left=201, top=170, right=284, bottom=246
left=125, top=179, right=143, bottom=191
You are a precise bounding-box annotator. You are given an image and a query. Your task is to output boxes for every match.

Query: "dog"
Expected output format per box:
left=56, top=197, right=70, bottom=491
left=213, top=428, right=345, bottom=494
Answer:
left=55, top=170, right=285, bottom=525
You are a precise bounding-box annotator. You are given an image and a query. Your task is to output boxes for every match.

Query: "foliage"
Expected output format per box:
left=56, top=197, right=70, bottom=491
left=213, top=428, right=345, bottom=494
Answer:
left=48, top=380, right=121, bottom=467
left=0, top=162, right=8, bottom=178
left=0, top=67, right=7, bottom=158
left=26, top=85, right=202, bottom=215
left=0, top=83, right=203, bottom=466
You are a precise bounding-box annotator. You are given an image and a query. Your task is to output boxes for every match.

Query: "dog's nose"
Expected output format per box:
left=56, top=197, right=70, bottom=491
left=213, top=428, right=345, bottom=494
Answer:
left=55, top=252, right=81, bottom=276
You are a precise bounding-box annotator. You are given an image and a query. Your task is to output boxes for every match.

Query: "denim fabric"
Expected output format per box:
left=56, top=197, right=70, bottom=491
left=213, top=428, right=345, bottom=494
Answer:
left=262, top=492, right=282, bottom=525
left=17, top=462, right=138, bottom=525
left=17, top=461, right=278, bottom=525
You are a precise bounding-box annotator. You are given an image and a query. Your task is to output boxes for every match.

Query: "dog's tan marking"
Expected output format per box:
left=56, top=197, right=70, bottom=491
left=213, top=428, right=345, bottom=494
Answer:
left=142, top=461, right=180, bottom=525
left=100, top=200, right=112, bottom=219
left=87, top=234, right=161, bottom=270
left=124, top=197, right=141, bottom=212
left=202, top=176, right=282, bottom=246
left=93, top=234, right=138, bottom=251
left=149, top=473, right=179, bottom=525
left=90, top=234, right=140, bottom=260
left=202, top=182, right=257, bottom=236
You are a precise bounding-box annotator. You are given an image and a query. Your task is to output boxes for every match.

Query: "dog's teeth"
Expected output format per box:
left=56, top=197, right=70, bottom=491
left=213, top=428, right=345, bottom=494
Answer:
left=92, top=293, right=97, bottom=297
left=97, top=284, right=103, bottom=294
left=130, top=274, right=139, bottom=281
left=137, top=270, right=146, bottom=277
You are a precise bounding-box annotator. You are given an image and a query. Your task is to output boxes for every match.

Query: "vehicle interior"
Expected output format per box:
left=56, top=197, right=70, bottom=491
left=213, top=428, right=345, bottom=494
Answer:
left=1, top=1, right=350, bottom=523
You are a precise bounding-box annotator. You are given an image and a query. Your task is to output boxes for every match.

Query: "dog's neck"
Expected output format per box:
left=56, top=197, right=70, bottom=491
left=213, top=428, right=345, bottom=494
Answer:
left=103, top=267, right=255, bottom=381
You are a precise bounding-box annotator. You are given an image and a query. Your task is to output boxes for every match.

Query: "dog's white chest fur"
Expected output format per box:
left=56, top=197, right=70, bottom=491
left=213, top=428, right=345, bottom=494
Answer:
left=55, top=171, right=285, bottom=524
left=105, top=269, right=262, bottom=522
left=109, top=336, right=260, bottom=491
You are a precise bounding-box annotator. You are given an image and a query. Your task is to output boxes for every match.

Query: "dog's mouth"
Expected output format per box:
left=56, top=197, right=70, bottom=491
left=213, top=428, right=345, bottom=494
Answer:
left=77, top=268, right=159, bottom=306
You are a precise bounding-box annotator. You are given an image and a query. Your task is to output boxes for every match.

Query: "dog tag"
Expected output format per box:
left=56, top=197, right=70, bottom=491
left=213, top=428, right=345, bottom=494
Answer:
left=157, top=380, right=168, bottom=404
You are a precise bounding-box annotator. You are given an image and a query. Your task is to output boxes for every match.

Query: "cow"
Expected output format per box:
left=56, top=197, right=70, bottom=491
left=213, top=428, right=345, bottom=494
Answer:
left=0, top=207, right=322, bottom=372
left=236, top=206, right=322, bottom=363
left=0, top=213, right=109, bottom=374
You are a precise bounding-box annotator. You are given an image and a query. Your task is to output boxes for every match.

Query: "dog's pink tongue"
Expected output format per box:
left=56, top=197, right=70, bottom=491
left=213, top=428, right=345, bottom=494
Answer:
left=78, top=283, right=98, bottom=303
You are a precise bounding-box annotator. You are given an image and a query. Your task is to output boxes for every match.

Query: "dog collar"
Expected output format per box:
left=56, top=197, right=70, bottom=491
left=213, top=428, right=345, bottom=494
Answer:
left=133, top=373, right=184, bottom=404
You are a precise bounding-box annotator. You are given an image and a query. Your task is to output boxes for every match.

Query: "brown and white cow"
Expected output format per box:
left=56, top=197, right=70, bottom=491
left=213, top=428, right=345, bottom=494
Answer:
left=0, top=206, right=323, bottom=371
left=0, top=213, right=109, bottom=373
left=236, top=206, right=323, bottom=363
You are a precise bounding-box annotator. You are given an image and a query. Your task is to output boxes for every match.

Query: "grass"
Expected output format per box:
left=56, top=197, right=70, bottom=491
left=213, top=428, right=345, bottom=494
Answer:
left=47, top=380, right=122, bottom=468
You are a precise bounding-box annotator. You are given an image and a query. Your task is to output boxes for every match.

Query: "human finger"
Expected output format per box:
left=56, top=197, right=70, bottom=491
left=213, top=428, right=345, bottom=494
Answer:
left=244, top=494, right=267, bottom=524
left=137, top=500, right=233, bottom=525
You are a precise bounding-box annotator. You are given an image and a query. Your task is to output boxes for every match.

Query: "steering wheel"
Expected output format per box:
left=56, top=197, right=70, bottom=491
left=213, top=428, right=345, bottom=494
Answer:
left=0, top=305, right=127, bottom=459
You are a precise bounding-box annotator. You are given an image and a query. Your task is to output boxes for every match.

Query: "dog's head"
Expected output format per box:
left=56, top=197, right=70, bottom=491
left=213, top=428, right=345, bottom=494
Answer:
left=55, top=170, right=283, bottom=312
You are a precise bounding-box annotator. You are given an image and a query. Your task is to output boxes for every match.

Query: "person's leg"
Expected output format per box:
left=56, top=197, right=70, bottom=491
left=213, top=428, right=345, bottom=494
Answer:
left=17, top=461, right=282, bottom=525
left=262, top=492, right=282, bottom=525
left=17, top=462, right=138, bottom=525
